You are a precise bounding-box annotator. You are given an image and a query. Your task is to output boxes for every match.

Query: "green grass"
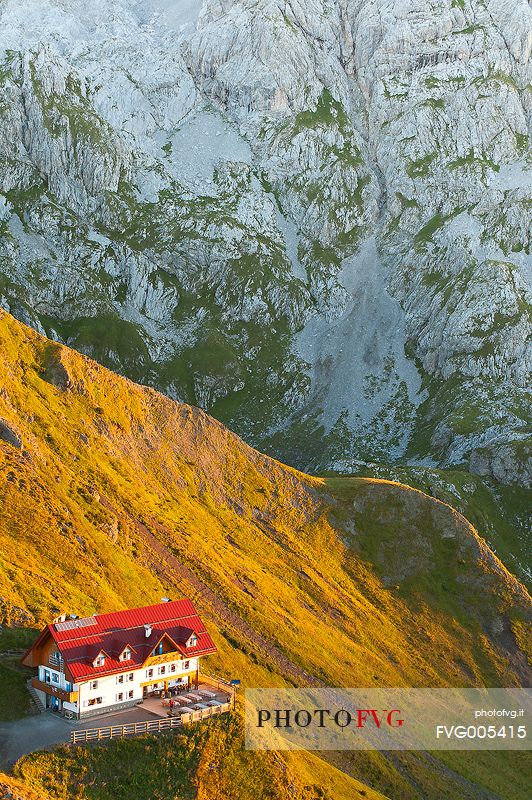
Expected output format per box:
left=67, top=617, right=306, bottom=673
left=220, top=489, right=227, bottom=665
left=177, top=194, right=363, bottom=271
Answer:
left=28, top=59, right=114, bottom=152
left=396, top=192, right=419, bottom=209
left=0, top=660, right=34, bottom=721
left=448, top=148, right=500, bottom=173
left=0, top=628, right=37, bottom=653
left=0, top=628, right=37, bottom=721
left=413, top=213, right=448, bottom=246
left=515, top=132, right=529, bottom=154
left=15, top=714, right=532, bottom=800
left=330, top=463, right=531, bottom=591
left=13, top=714, right=380, bottom=800
left=40, top=315, right=154, bottom=383
left=437, top=751, right=532, bottom=800
left=406, top=152, right=437, bottom=178
left=452, top=24, right=483, bottom=35
left=422, top=98, right=444, bottom=109
left=292, top=89, right=351, bottom=134
left=0, top=626, right=38, bottom=721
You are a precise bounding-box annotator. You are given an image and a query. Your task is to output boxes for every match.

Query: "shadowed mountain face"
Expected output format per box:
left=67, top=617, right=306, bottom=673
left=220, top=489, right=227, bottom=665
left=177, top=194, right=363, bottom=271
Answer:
left=0, top=308, right=530, bottom=799
left=0, top=0, right=530, bottom=482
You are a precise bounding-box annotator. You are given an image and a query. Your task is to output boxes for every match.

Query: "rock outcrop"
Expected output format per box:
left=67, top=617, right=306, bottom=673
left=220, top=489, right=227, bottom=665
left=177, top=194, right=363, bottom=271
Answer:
left=0, top=0, right=530, bottom=483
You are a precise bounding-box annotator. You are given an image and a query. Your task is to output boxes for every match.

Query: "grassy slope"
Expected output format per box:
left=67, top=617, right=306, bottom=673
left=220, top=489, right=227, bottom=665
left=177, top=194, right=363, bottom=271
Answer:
left=13, top=716, right=388, bottom=800
left=0, top=309, right=530, bottom=800
left=331, top=462, right=531, bottom=590
left=0, top=629, right=36, bottom=721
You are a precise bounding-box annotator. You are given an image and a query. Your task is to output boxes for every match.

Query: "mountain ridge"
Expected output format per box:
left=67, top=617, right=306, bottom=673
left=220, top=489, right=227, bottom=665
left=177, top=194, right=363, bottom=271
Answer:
left=0, top=0, right=530, bottom=482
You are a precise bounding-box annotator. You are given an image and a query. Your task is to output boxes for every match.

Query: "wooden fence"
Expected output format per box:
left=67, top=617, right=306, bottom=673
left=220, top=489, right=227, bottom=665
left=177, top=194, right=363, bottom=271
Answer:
left=180, top=701, right=231, bottom=724
left=71, top=716, right=182, bottom=743
left=70, top=702, right=231, bottom=744
left=198, top=673, right=234, bottom=693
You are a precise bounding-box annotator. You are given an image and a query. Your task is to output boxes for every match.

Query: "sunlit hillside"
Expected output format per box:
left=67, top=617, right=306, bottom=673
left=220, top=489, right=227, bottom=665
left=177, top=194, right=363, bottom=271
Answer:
left=0, top=309, right=530, bottom=800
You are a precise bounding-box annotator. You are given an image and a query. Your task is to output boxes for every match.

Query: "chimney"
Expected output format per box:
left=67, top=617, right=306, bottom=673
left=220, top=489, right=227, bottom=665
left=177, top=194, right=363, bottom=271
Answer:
left=161, top=597, right=170, bottom=603
left=144, top=623, right=152, bottom=638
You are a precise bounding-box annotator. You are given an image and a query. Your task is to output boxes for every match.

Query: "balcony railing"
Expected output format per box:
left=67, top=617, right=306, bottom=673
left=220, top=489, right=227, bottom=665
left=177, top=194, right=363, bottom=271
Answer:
left=31, top=677, right=78, bottom=703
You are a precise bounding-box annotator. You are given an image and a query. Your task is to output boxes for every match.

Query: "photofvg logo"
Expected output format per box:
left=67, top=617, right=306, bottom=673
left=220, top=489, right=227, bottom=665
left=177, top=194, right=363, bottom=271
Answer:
left=245, top=688, right=531, bottom=751
left=257, top=706, right=404, bottom=731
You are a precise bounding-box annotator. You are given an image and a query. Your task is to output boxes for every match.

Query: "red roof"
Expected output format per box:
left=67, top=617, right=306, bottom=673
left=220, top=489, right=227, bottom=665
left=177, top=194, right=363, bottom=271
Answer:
left=31, top=599, right=216, bottom=682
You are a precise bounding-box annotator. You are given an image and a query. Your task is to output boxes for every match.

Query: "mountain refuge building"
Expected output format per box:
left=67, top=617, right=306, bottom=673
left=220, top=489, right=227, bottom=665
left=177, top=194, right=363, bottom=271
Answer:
left=21, top=598, right=217, bottom=718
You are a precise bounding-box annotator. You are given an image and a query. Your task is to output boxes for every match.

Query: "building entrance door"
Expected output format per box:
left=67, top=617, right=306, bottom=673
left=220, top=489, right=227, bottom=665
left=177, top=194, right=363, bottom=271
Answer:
left=47, top=695, right=62, bottom=712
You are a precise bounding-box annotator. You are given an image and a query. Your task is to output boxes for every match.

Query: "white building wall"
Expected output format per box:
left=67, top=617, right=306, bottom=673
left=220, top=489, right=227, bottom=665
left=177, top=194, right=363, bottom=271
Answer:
left=79, top=669, right=141, bottom=713
left=143, top=657, right=198, bottom=687
left=78, top=656, right=200, bottom=716
left=36, top=655, right=200, bottom=717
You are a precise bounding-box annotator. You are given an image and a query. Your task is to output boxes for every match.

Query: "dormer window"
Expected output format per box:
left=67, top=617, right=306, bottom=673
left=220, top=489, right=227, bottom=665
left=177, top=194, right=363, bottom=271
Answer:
left=120, top=648, right=132, bottom=661
left=93, top=651, right=106, bottom=668
left=187, top=634, right=198, bottom=648
left=152, top=642, right=164, bottom=656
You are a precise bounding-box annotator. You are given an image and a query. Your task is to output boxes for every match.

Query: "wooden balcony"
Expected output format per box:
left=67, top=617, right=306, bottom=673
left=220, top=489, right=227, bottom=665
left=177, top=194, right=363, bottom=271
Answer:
left=144, top=650, right=182, bottom=668
left=31, top=677, right=78, bottom=703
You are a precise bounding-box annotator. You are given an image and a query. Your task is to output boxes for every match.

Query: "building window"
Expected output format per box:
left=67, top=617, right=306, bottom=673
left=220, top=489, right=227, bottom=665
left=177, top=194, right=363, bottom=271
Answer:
left=117, top=693, right=123, bottom=702
left=184, top=661, right=190, bottom=670
left=188, top=634, right=198, bottom=647
left=128, top=673, right=134, bottom=681
left=90, top=681, right=98, bottom=690
left=120, top=648, right=132, bottom=661
left=94, top=654, right=105, bottom=667
left=87, top=697, right=103, bottom=706
left=128, top=690, right=134, bottom=699
left=51, top=673, right=59, bottom=684
left=147, top=668, right=153, bottom=678
left=152, top=642, right=163, bottom=656
left=159, top=665, right=165, bottom=675
left=117, top=675, right=124, bottom=684
left=170, top=664, right=176, bottom=673
left=43, top=670, right=51, bottom=684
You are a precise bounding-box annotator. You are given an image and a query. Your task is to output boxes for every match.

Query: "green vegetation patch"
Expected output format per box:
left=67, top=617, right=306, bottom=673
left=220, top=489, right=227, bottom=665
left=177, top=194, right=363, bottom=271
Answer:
left=0, top=629, right=37, bottom=721
left=406, top=152, right=437, bottom=178
left=14, top=716, right=325, bottom=800
left=448, top=148, right=500, bottom=173
left=292, top=89, right=350, bottom=133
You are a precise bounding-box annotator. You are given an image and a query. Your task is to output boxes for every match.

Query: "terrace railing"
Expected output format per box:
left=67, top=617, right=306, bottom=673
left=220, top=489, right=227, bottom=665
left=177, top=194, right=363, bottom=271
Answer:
left=180, top=701, right=231, bottom=724
left=71, top=716, right=182, bottom=743
left=70, top=702, right=231, bottom=744
left=198, top=672, right=234, bottom=692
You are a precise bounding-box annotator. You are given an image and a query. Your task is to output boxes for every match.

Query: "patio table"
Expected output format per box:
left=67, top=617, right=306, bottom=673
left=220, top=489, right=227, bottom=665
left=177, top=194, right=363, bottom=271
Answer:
left=199, top=690, right=216, bottom=698
left=207, top=700, right=222, bottom=707
left=186, top=693, right=202, bottom=701
left=177, top=696, right=193, bottom=704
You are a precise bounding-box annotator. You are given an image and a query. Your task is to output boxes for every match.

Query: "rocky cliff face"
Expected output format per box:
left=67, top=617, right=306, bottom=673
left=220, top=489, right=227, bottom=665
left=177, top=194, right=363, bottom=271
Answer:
left=0, top=0, right=530, bottom=483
